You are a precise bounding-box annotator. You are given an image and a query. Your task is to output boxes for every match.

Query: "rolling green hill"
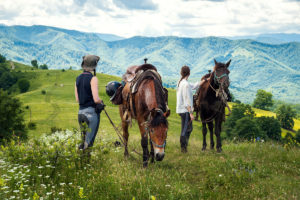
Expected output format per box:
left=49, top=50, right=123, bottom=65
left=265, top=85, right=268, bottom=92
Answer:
left=1, top=25, right=300, bottom=104
left=0, top=62, right=299, bottom=199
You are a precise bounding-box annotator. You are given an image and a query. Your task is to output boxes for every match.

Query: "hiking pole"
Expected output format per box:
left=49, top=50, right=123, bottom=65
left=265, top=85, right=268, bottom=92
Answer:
left=103, top=108, right=126, bottom=145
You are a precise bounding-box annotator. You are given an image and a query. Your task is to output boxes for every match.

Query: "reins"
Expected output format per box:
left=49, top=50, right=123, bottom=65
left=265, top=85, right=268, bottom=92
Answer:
left=103, top=108, right=143, bottom=156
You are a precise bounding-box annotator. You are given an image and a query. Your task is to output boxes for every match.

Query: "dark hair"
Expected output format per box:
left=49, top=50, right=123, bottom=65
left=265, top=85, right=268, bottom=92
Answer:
left=178, top=66, right=190, bottom=86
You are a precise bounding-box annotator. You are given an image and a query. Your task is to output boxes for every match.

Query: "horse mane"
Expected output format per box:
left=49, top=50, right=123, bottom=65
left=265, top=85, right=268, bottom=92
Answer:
left=149, top=78, right=168, bottom=128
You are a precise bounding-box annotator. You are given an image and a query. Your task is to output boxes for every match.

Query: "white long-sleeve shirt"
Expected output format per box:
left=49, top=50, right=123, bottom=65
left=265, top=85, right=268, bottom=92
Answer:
left=176, top=79, right=200, bottom=114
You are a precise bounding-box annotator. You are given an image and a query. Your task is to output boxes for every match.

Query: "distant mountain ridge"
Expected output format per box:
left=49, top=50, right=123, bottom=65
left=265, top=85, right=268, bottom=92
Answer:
left=226, top=33, right=300, bottom=44
left=0, top=25, right=300, bottom=103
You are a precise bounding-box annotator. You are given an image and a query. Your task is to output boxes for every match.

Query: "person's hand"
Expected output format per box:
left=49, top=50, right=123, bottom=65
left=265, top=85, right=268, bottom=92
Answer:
left=190, top=113, right=194, bottom=121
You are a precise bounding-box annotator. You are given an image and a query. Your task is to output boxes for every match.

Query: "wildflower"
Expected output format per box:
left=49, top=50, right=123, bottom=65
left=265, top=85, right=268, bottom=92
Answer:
left=10, top=195, right=16, bottom=199
left=41, top=184, right=46, bottom=188
left=38, top=166, right=44, bottom=169
left=165, top=184, right=171, bottom=187
left=38, top=175, right=42, bottom=177
left=60, top=183, right=65, bottom=186
left=219, top=174, right=223, bottom=177
left=46, top=192, right=52, bottom=195
left=79, top=187, right=86, bottom=199
left=151, top=196, right=156, bottom=200
left=68, top=182, right=73, bottom=185
left=13, top=190, right=20, bottom=193
left=59, top=192, right=64, bottom=195
left=20, top=183, right=24, bottom=191
left=45, top=175, right=50, bottom=178
left=33, top=192, right=39, bottom=200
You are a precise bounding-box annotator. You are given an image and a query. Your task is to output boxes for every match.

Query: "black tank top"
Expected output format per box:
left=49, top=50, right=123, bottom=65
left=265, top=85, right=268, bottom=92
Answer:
left=76, top=71, right=96, bottom=109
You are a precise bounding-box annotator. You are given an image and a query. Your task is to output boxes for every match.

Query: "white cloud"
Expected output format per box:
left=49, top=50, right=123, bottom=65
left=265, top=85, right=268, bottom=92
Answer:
left=0, top=0, right=299, bottom=37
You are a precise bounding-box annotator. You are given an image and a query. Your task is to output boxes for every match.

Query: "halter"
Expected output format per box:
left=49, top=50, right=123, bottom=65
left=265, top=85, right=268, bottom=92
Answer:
left=214, top=71, right=228, bottom=84
left=144, top=108, right=167, bottom=149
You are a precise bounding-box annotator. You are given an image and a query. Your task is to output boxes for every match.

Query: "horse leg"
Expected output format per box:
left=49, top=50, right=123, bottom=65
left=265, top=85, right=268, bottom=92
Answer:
left=138, top=123, right=149, bottom=167
left=122, top=120, right=129, bottom=157
left=215, top=117, right=222, bottom=153
left=208, top=122, right=214, bottom=150
left=202, top=122, right=207, bottom=151
left=150, top=140, right=155, bottom=163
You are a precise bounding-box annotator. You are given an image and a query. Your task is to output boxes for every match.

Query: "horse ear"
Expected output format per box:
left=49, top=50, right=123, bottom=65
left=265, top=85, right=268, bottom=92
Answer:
left=226, top=59, right=231, bottom=68
left=214, top=59, right=217, bottom=65
left=163, top=110, right=170, bottom=118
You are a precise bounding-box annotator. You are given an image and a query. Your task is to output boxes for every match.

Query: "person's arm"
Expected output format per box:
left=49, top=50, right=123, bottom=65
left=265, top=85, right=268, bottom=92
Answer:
left=75, top=82, right=79, bottom=102
left=91, top=77, right=102, bottom=104
left=182, top=83, right=194, bottom=121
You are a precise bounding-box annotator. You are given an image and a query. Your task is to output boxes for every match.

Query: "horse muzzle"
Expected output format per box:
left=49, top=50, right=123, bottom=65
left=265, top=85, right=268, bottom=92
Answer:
left=155, top=152, right=165, bottom=161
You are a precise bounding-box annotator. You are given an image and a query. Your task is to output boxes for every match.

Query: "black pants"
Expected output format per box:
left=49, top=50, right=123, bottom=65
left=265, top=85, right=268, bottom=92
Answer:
left=179, top=112, right=193, bottom=149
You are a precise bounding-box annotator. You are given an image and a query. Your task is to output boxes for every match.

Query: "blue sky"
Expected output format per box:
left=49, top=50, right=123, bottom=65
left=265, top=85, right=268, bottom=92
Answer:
left=0, top=0, right=299, bottom=37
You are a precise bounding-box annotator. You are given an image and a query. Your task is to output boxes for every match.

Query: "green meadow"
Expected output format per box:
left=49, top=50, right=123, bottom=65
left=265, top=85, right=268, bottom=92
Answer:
left=0, top=63, right=299, bottom=199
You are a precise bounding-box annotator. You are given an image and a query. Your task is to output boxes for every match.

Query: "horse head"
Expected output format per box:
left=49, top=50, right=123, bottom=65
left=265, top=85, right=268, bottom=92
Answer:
left=147, top=108, right=169, bottom=161
left=213, top=59, right=231, bottom=89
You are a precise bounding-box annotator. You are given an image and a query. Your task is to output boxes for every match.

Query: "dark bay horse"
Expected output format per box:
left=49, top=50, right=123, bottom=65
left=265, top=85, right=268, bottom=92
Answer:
left=119, top=64, right=170, bottom=167
left=196, top=59, right=231, bottom=152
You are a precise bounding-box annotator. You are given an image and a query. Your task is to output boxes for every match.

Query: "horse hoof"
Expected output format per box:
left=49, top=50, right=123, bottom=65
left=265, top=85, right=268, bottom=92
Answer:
left=143, top=162, right=148, bottom=168
left=217, top=148, right=222, bottom=153
left=202, top=147, right=206, bottom=151
left=124, top=152, right=129, bottom=157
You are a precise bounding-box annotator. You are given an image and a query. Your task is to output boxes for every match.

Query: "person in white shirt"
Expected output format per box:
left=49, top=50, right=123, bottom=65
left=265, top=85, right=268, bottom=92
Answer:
left=176, top=66, right=202, bottom=153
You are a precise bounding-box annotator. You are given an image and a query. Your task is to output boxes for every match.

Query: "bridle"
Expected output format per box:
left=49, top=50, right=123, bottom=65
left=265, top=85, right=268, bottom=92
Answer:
left=214, top=70, right=228, bottom=85
left=209, top=69, right=232, bottom=115
left=144, top=108, right=167, bottom=148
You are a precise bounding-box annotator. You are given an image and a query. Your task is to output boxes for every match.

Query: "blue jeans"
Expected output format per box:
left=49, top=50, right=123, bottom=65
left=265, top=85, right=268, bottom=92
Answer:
left=179, top=112, right=193, bottom=148
left=78, top=107, right=100, bottom=148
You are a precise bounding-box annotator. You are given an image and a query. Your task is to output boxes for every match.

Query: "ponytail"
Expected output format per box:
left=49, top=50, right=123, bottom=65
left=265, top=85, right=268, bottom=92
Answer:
left=178, top=65, right=190, bottom=87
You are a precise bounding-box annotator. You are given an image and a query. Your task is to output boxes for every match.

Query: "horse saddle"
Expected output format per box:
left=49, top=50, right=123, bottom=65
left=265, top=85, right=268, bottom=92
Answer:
left=121, top=64, right=166, bottom=122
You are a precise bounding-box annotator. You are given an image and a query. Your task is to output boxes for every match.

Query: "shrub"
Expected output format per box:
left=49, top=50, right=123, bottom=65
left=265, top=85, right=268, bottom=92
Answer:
left=254, top=116, right=281, bottom=141
left=282, top=132, right=299, bottom=149
left=39, top=64, right=48, bottom=70
left=18, top=79, right=30, bottom=93
left=275, top=104, right=296, bottom=130
left=51, top=126, right=63, bottom=133
left=27, top=122, right=37, bottom=130
left=296, top=130, right=300, bottom=143
left=225, top=103, right=255, bottom=138
left=62, top=69, right=65, bottom=72
left=232, top=117, right=265, bottom=140
left=41, top=90, right=46, bottom=95
left=0, top=89, right=27, bottom=141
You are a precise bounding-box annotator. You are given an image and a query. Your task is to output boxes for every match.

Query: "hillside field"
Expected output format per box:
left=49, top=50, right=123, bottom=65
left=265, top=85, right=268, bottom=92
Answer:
left=0, top=63, right=299, bottom=199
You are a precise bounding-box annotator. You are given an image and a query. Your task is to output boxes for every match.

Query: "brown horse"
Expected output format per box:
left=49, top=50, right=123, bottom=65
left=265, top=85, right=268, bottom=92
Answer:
left=196, top=59, right=231, bottom=152
left=119, top=64, right=170, bottom=167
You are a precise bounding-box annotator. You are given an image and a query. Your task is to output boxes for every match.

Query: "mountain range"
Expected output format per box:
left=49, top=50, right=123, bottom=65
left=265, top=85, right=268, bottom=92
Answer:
left=0, top=25, right=299, bottom=103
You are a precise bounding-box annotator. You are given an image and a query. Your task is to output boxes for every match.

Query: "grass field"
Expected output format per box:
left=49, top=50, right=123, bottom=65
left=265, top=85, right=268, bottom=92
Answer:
left=0, top=63, right=299, bottom=199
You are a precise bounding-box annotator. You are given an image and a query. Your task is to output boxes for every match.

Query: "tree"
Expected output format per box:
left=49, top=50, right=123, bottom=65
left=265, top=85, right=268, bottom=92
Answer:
left=31, top=59, right=38, bottom=68
left=0, top=71, right=18, bottom=90
left=18, top=79, right=30, bottom=93
left=39, top=64, right=48, bottom=70
left=0, top=89, right=27, bottom=141
left=232, top=117, right=265, bottom=140
left=224, top=103, right=255, bottom=138
left=254, top=116, right=281, bottom=141
left=253, top=89, right=273, bottom=110
left=0, top=54, right=6, bottom=63
left=275, top=104, right=296, bottom=130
